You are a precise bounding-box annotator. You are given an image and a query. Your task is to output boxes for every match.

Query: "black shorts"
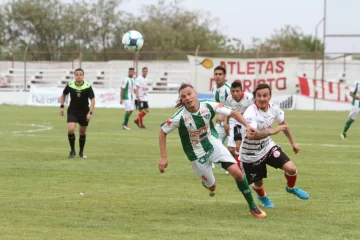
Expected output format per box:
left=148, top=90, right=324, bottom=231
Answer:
left=135, top=100, right=149, bottom=110
left=241, top=146, right=290, bottom=184
left=234, top=125, right=242, bottom=141
left=67, top=109, right=89, bottom=127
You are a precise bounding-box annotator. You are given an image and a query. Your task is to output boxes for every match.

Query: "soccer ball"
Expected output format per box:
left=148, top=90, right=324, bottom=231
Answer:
left=122, top=30, right=144, bottom=52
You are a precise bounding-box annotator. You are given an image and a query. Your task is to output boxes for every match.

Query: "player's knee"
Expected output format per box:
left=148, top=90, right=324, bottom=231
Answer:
left=227, top=164, right=244, bottom=181
left=283, top=161, right=297, bottom=175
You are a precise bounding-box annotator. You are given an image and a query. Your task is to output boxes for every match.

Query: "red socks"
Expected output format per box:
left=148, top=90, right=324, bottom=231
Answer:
left=137, top=111, right=146, bottom=126
left=235, top=152, right=240, bottom=168
left=285, top=172, right=297, bottom=189
left=252, top=184, right=266, bottom=197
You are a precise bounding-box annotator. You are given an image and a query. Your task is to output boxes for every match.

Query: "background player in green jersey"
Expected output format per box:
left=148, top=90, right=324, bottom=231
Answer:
left=341, top=80, right=360, bottom=139
left=120, top=67, right=140, bottom=130
left=158, top=83, right=267, bottom=218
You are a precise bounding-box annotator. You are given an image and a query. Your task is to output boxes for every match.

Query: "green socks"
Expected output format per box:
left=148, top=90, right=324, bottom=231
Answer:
left=123, top=112, right=131, bottom=126
left=343, top=120, right=353, bottom=133
left=236, top=177, right=257, bottom=209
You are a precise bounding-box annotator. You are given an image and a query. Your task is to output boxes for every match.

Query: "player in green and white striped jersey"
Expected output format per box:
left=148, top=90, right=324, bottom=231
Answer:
left=211, top=66, right=231, bottom=174
left=341, top=80, right=360, bottom=139
left=158, top=83, right=267, bottom=218
left=120, top=67, right=140, bottom=130
left=211, top=66, right=231, bottom=144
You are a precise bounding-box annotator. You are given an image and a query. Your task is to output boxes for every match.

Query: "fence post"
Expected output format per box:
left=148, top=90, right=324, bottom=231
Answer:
left=79, top=49, right=83, bottom=68
left=23, top=46, right=28, bottom=91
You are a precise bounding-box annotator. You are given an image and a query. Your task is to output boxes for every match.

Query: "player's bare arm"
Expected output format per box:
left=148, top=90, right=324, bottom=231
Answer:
left=229, top=110, right=257, bottom=134
left=246, top=125, right=288, bottom=140
left=120, top=88, right=124, bottom=104
left=223, top=116, right=230, bottom=135
left=60, top=94, right=66, bottom=116
left=158, top=128, right=168, bottom=173
left=350, top=92, right=360, bottom=100
left=87, top=98, right=95, bottom=121
left=135, top=87, right=140, bottom=102
left=279, top=120, right=300, bottom=153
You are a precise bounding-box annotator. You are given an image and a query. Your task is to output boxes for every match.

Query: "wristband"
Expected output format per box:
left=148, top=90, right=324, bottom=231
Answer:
left=60, top=104, right=64, bottom=108
left=89, top=112, right=93, bottom=115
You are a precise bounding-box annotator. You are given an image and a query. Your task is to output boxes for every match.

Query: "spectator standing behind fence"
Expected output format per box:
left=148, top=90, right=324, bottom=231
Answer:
left=60, top=68, right=95, bottom=158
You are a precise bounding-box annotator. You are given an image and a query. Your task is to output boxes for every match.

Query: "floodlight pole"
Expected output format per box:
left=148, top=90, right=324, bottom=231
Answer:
left=314, top=17, right=324, bottom=111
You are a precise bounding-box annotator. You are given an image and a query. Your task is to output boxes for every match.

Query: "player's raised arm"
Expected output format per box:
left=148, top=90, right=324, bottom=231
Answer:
left=229, top=110, right=257, bottom=134
left=158, top=129, right=168, bottom=173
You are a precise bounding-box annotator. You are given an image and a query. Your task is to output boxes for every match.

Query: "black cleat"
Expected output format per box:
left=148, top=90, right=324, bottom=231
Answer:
left=68, top=150, right=76, bottom=158
left=141, top=125, right=146, bottom=129
left=134, top=120, right=141, bottom=128
left=79, top=152, right=87, bottom=159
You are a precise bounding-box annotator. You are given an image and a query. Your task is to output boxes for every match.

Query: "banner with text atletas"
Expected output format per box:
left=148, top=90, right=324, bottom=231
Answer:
left=187, top=55, right=299, bottom=94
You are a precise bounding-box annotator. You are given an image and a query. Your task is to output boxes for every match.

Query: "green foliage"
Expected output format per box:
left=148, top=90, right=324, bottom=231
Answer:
left=0, top=1, right=323, bottom=61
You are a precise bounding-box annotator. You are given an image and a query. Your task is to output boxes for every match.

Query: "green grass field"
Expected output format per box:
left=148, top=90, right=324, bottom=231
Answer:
left=0, top=105, right=359, bottom=240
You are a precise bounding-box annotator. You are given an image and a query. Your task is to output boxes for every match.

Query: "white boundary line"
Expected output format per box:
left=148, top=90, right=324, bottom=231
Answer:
left=12, top=123, right=53, bottom=136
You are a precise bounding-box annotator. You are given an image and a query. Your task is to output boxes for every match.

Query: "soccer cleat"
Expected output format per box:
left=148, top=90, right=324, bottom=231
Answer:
left=123, top=125, right=131, bottom=130
left=250, top=206, right=267, bottom=218
left=286, top=186, right=309, bottom=200
left=257, top=195, right=275, bottom=208
left=209, top=191, right=215, bottom=197
left=134, top=120, right=141, bottom=128
left=340, top=132, right=347, bottom=140
left=141, top=125, right=146, bottom=129
left=68, top=150, right=76, bottom=159
left=79, top=152, right=87, bottom=159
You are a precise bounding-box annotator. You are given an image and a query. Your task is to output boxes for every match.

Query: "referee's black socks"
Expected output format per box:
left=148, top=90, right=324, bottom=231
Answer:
left=68, top=133, right=75, bottom=152
left=79, top=135, right=86, bottom=153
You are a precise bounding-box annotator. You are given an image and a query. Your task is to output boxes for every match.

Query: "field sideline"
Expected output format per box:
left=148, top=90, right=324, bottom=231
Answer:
left=0, top=105, right=359, bottom=240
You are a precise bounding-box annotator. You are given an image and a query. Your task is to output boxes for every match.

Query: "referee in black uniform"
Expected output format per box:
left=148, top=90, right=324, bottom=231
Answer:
left=60, top=68, right=95, bottom=158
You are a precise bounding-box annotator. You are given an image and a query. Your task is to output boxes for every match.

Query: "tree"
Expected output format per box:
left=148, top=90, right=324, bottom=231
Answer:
left=252, top=25, right=323, bottom=58
left=120, top=0, right=230, bottom=59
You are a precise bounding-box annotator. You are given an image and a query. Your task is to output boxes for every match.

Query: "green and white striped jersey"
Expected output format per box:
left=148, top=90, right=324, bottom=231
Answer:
left=161, top=100, right=232, bottom=161
left=121, top=76, right=135, bottom=100
left=350, top=81, right=360, bottom=107
left=211, top=82, right=231, bottom=104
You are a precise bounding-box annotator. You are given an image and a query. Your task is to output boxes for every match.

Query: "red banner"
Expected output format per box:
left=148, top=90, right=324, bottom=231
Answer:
left=298, top=77, right=351, bottom=102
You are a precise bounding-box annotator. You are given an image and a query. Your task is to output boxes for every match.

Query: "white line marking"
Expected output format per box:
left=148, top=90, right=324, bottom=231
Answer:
left=12, top=123, right=53, bottom=135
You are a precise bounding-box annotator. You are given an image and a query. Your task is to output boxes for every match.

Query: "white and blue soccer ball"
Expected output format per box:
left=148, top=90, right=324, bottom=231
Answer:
left=122, top=30, right=144, bottom=52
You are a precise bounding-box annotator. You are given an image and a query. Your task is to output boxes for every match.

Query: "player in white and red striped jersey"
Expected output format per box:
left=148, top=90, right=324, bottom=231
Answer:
left=240, top=83, right=309, bottom=209
left=134, top=67, right=150, bottom=128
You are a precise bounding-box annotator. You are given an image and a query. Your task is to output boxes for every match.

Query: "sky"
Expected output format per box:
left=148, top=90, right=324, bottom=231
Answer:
left=2, top=0, right=360, bottom=55
left=119, top=0, right=360, bottom=55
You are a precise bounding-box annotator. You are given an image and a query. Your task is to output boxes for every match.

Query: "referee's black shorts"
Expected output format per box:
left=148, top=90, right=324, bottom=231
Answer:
left=67, top=109, right=89, bottom=127
left=135, top=100, right=149, bottom=110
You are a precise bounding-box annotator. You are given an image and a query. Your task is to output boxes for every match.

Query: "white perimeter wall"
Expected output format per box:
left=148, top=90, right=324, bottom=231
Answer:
left=0, top=91, right=352, bottom=111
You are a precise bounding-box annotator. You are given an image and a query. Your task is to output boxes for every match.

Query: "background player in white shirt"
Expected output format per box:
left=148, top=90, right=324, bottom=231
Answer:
left=341, top=80, right=360, bottom=139
left=241, top=84, right=309, bottom=209
left=211, top=66, right=231, bottom=174
left=120, top=67, right=139, bottom=130
left=211, top=66, right=231, bottom=144
left=224, top=80, right=254, bottom=167
left=134, top=67, right=150, bottom=129
left=158, top=83, right=266, bottom=218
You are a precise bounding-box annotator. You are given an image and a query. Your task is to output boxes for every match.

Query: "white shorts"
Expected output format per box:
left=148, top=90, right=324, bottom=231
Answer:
left=215, top=122, right=227, bottom=144
left=227, top=123, right=236, bottom=148
left=123, top=100, right=134, bottom=111
left=191, top=137, right=236, bottom=187
left=348, top=106, right=360, bottom=120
